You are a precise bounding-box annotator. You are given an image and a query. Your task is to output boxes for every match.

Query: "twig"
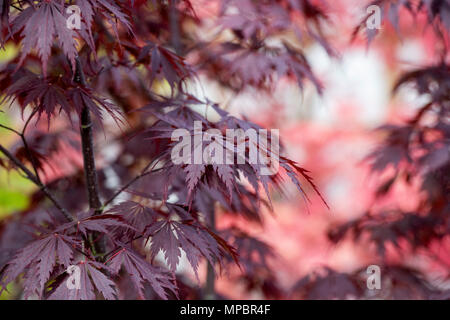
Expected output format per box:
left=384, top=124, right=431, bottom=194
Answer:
left=0, top=110, right=41, bottom=182
left=103, top=162, right=155, bottom=208
left=20, top=109, right=42, bottom=183
left=0, top=123, right=21, bottom=135
left=0, top=144, right=73, bottom=222
left=103, top=235, right=144, bottom=262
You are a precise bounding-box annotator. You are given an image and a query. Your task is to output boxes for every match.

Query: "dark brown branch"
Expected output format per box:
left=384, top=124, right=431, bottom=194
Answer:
left=0, top=144, right=73, bottom=222
left=73, top=56, right=102, bottom=213
left=80, top=107, right=102, bottom=211
left=73, top=55, right=106, bottom=257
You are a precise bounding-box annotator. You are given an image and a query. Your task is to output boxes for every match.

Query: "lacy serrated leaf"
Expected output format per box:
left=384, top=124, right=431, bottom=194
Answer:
left=145, top=219, right=235, bottom=280
left=1, top=233, right=75, bottom=297
left=49, top=261, right=117, bottom=300
left=56, top=213, right=133, bottom=237
left=107, top=201, right=159, bottom=233
left=16, top=2, right=77, bottom=74
left=184, top=164, right=206, bottom=195
left=108, top=246, right=177, bottom=299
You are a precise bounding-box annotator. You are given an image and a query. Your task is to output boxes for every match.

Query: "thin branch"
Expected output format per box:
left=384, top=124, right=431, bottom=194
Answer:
left=0, top=123, right=21, bottom=135
left=0, top=110, right=41, bottom=182
left=22, top=108, right=38, bottom=135
left=20, top=109, right=42, bottom=183
left=11, top=4, right=23, bottom=12
left=0, top=144, right=73, bottom=222
left=103, top=162, right=156, bottom=208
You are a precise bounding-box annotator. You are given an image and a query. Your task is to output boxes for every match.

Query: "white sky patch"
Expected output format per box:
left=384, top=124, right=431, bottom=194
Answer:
left=396, top=40, right=426, bottom=66
left=307, top=45, right=390, bottom=127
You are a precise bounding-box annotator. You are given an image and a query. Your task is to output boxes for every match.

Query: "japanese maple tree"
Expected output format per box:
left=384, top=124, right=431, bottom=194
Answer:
left=0, top=0, right=330, bottom=299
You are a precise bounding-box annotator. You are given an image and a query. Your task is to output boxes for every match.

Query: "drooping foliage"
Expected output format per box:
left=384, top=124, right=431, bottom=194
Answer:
left=0, top=0, right=447, bottom=300
left=0, top=0, right=330, bottom=299
left=322, top=0, right=450, bottom=300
